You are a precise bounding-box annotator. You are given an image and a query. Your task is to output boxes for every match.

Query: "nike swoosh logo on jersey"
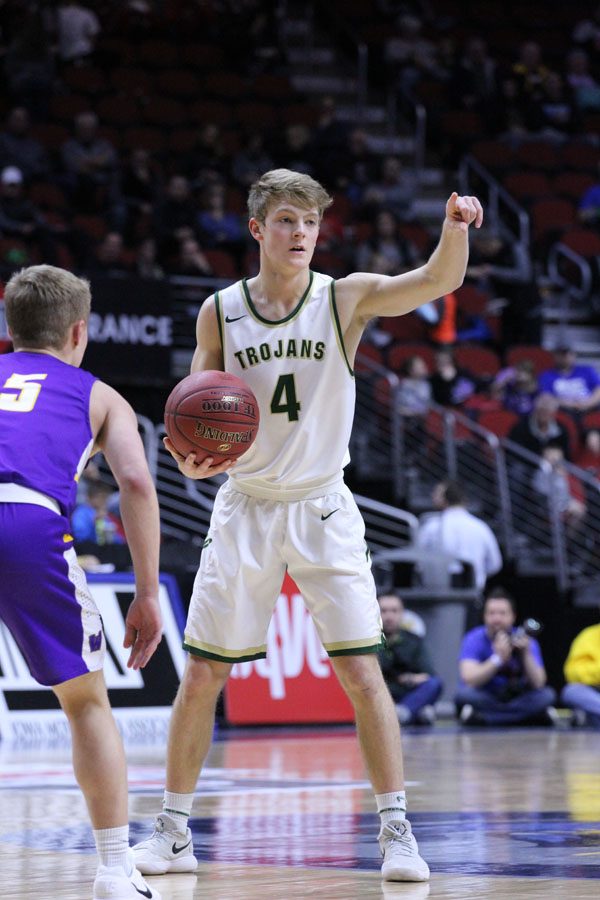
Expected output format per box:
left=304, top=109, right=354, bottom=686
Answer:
left=321, top=509, right=340, bottom=521
left=225, top=314, right=247, bottom=323
left=172, top=838, right=192, bottom=855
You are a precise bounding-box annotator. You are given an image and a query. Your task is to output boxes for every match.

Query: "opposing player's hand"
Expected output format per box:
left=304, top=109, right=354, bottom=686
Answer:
left=123, top=593, right=163, bottom=669
left=163, top=436, right=235, bottom=479
left=445, top=192, right=484, bottom=231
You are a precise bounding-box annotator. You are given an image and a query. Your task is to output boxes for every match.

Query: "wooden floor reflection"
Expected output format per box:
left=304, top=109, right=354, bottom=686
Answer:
left=0, top=724, right=599, bottom=898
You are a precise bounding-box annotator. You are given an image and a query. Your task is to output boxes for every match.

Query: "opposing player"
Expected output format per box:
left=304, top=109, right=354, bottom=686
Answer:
left=133, top=169, right=483, bottom=882
left=0, top=265, right=163, bottom=900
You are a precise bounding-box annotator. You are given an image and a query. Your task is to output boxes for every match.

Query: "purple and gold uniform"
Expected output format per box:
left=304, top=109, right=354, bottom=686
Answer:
left=0, top=350, right=105, bottom=685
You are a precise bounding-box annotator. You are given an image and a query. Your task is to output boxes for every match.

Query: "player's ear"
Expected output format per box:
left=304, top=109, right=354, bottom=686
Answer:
left=248, top=217, right=262, bottom=242
left=72, top=318, right=87, bottom=346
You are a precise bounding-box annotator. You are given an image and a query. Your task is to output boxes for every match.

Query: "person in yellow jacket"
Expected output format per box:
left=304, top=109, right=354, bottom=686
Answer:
left=560, top=621, right=600, bottom=727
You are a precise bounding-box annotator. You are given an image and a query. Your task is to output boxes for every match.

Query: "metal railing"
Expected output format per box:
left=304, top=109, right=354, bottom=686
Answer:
left=547, top=242, right=594, bottom=303
left=459, top=154, right=530, bottom=247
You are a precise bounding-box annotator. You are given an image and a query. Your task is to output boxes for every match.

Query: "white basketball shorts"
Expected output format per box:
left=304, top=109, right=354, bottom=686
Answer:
left=184, top=480, right=383, bottom=662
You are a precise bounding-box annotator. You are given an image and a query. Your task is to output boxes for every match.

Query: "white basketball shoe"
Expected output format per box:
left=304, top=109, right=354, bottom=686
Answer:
left=93, top=849, right=162, bottom=899
left=132, top=816, right=198, bottom=876
left=379, top=820, right=430, bottom=882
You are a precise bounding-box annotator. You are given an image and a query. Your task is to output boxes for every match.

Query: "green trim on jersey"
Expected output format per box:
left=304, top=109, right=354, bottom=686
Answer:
left=183, top=636, right=267, bottom=663
left=329, top=280, right=354, bottom=377
left=241, top=271, right=314, bottom=326
left=214, top=290, right=225, bottom=359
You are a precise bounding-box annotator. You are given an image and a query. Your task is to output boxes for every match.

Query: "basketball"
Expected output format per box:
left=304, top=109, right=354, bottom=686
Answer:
left=164, top=370, right=259, bottom=464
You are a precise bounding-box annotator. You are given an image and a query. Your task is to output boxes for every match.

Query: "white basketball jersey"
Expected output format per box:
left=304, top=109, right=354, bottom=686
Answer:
left=215, top=271, right=355, bottom=500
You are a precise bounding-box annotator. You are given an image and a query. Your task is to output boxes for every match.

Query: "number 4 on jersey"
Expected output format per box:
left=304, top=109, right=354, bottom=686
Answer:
left=270, top=373, right=300, bottom=422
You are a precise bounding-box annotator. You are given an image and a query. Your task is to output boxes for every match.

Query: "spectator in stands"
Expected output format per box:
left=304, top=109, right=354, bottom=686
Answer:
left=565, top=49, right=600, bottom=112
left=335, top=127, right=380, bottom=205
left=538, top=346, right=600, bottom=415
left=578, top=163, right=600, bottom=225
left=274, top=123, right=315, bottom=176
left=197, top=181, right=244, bottom=257
left=166, top=236, right=212, bottom=277
left=377, top=592, right=443, bottom=726
left=429, top=347, right=478, bottom=407
left=575, top=428, right=600, bottom=478
left=0, top=165, right=57, bottom=264
left=491, top=359, right=539, bottom=415
left=54, top=1, right=101, bottom=66
left=356, top=209, right=420, bottom=275
left=384, top=12, right=441, bottom=92
left=155, top=174, right=198, bottom=260
left=396, top=354, right=432, bottom=417
left=310, top=94, right=351, bottom=187
left=529, top=71, right=579, bottom=138
left=456, top=586, right=557, bottom=726
left=561, top=614, right=600, bottom=727
left=117, top=147, right=161, bottom=243
left=3, top=13, right=55, bottom=119
left=231, top=131, right=274, bottom=190
left=532, top=443, right=587, bottom=530
left=361, top=156, right=417, bottom=223
left=449, top=36, right=501, bottom=134
left=185, top=123, right=228, bottom=182
left=511, top=41, right=550, bottom=106
left=61, top=112, right=119, bottom=213
left=0, top=107, right=49, bottom=181
left=509, top=392, right=571, bottom=459
left=416, top=480, right=503, bottom=592
left=72, top=481, right=125, bottom=546
left=135, top=237, right=165, bottom=281
left=87, top=231, right=133, bottom=276
left=466, top=228, right=540, bottom=346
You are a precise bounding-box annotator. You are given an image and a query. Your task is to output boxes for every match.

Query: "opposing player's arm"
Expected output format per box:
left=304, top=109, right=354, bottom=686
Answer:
left=190, top=294, right=224, bottom=373
left=336, top=194, right=483, bottom=327
left=90, top=381, right=162, bottom=668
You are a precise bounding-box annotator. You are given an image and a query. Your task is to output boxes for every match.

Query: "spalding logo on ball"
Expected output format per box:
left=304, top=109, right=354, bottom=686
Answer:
left=164, top=370, right=259, bottom=464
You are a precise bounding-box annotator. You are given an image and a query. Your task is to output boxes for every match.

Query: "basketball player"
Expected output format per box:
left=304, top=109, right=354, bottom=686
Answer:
left=0, top=265, right=163, bottom=900
left=134, top=170, right=483, bottom=882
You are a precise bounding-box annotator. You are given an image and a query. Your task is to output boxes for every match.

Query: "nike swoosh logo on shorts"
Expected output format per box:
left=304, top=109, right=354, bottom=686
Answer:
left=321, top=509, right=340, bottom=521
left=225, top=314, right=247, bottom=323
left=134, top=887, right=152, bottom=898
left=172, top=838, right=192, bottom=854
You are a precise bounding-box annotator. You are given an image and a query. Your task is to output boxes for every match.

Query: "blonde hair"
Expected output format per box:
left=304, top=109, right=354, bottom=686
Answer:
left=5, top=264, right=91, bottom=350
left=247, top=168, right=333, bottom=223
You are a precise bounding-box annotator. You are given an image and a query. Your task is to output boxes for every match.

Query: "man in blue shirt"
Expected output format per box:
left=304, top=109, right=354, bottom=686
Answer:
left=456, top=586, right=557, bottom=725
left=538, top=346, right=600, bottom=413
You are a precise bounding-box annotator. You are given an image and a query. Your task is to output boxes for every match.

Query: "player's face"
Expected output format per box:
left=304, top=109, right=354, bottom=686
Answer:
left=255, top=203, right=320, bottom=271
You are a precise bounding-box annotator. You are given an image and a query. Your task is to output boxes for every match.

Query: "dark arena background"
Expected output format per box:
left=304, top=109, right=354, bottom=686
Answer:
left=0, top=1, right=599, bottom=898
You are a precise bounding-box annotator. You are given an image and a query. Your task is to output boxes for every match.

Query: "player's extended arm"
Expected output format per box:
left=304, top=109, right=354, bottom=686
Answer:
left=91, top=381, right=162, bottom=669
left=339, top=193, right=483, bottom=325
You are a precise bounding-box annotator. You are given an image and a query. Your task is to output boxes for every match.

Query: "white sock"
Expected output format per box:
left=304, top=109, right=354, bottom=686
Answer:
left=94, top=825, right=130, bottom=871
left=376, top=790, right=407, bottom=829
left=162, top=790, right=194, bottom=834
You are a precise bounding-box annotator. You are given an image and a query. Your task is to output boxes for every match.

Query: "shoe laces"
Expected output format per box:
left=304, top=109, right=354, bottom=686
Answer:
left=381, top=820, right=414, bottom=855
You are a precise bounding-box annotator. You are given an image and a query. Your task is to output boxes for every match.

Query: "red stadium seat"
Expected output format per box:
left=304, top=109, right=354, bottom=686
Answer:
left=454, top=345, right=500, bottom=379
left=478, top=410, right=519, bottom=438
left=387, top=342, right=435, bottom=373
left=455, top=284, right=490, bottom=316
left=354, top=341, right=384, bottom=374
left=505, top=345, right=555, bottom=376
left=582, top=411, right=600, bottom=432
left=503, top=171, right=551, bottom=202
left=204, top=249, right=239, bottom=280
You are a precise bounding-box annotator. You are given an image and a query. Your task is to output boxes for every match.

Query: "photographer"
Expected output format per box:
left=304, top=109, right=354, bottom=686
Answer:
left=455, top=587, right=557, bottom=725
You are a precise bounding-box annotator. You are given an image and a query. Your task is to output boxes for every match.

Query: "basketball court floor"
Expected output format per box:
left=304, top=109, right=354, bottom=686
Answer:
left=0, top=722, right=598, bottom=899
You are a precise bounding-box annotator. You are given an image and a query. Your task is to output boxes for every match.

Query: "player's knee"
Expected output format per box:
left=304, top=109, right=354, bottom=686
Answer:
left=180, top=655, right=231, bottom=700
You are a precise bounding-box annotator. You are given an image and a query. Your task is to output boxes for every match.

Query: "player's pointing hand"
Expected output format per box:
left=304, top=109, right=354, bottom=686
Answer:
left=445, top=192, right=484, bottom=231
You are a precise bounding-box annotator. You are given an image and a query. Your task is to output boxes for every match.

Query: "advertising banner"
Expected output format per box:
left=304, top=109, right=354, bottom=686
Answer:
left=225, top=574, right=355, bottom=725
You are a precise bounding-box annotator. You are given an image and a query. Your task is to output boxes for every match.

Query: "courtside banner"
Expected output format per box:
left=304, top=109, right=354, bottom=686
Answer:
left=0, top=573, right=186, bottom=743
left=224, top=574, right=355, bottom=725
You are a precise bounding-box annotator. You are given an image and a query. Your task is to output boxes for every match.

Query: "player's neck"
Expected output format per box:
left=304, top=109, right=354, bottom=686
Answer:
left=250, top=267, right=311, bottom=315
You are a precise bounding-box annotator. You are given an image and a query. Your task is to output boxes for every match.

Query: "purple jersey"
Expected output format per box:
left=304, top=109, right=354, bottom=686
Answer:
left=0, top=351, right=97, bottom=515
